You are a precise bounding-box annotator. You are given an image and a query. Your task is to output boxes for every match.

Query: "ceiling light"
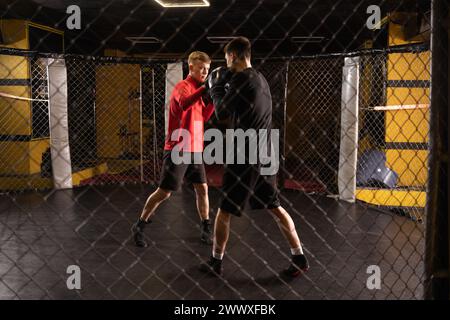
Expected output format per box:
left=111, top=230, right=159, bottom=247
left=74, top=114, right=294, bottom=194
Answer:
left=153, top=0, right=210, bottom=8
left=126, top=37, right=162, bottom=44
left=207, top=36, right=237, bottom=44
left=291, top=36, right=326, bottom=43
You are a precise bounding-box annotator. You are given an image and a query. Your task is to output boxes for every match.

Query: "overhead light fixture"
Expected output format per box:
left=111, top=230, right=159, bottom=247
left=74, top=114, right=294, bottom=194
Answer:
left=209, top=37, right=306, bottom=44
left=153, top=0, right=210, bottom=8
left=126, top=36, right=162, bottom=44
left=207, top=36, right=237, bottom=44
left=291, top=36, right=326, bottom=43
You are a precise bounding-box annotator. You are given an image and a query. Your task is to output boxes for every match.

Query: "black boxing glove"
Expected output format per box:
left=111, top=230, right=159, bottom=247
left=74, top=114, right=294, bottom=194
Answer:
left=206, top=66, right=233, bottom=100
left=202, top=85, right=212, bottom=105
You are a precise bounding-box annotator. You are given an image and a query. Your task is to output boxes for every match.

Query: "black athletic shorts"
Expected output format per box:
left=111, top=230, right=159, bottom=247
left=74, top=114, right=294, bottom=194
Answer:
left=159, top=151, right=207, bottom=191
left=220, top=164, right=281, bottom=216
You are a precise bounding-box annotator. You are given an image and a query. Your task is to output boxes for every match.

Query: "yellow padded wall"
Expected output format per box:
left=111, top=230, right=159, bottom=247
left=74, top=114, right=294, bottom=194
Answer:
left=95, top=64, right=140, bottom=159
left=0, top=86, right=31, bottom=135
left=0, top=141, right=31, bottom=174
left=0, top=19, right=28, bottom=49
left=386, top=87, right=430, bottom=105
left=386, top=149, right=428, bottom=187
left=387, top=52, right=430, bottom=81
left=385, top=108, right=429, bottom=143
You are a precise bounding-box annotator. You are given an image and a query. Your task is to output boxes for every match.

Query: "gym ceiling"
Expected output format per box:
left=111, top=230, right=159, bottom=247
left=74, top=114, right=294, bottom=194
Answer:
left=1, top=0, right=430, bottom=57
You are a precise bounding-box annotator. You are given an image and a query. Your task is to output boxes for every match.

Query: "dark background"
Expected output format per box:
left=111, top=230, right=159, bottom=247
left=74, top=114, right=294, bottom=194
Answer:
left=0, top=0, right=430, bottom=57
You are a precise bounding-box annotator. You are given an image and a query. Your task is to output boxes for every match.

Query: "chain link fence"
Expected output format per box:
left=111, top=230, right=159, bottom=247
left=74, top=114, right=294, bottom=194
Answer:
left=0, top=0, right=445, bottom=301
left=65, top=57, right=168, bottom=187
left=357, top=49, right=430, bottom=223
left=285, top=56, right=343, bottom=194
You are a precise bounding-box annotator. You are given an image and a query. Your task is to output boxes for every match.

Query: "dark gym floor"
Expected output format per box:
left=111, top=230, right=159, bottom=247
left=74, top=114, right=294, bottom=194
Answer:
left=0, top=184, right=424, bottom=300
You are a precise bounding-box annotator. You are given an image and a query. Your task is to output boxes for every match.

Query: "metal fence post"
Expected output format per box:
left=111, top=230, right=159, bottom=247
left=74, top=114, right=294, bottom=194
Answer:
left=425, top=0, right=449, bottom=300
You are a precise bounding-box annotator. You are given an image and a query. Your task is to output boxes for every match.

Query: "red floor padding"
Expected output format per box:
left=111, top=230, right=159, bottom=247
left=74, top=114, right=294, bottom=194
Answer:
left=79, top=163, right=326, bottom=193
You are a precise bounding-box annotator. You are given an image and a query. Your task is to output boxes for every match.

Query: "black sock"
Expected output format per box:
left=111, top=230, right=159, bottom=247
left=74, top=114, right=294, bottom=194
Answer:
left=210, top=256, right=222, bottom=264
left=292, top=254, right=308, bottom=267
left=137, top=218, right=149, bottom=228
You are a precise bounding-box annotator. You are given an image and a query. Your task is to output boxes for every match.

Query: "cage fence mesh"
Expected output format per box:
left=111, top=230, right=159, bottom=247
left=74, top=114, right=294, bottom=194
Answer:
left=0, top=0, right=439, bottom=301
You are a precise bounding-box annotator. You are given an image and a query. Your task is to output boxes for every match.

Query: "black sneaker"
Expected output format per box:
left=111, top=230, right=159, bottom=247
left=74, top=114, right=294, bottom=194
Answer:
left=131, top=219, right=149, bottom=248
left=199, top=256, right=222, bottom=276
left=282, top=254, right=309, bottom=278
left=200, top=220, right=213, bottom=245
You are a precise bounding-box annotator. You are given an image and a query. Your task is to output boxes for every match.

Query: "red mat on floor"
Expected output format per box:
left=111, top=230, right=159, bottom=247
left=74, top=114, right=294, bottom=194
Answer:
left=205, top=165, right=326, bottom=193
left=79, top=163, right=326, bottom=193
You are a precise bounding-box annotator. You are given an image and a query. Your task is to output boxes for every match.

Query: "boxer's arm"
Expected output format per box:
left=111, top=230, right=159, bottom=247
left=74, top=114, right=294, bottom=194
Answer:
left=203, top=101, right=215, bottom=122
left=212, top=72, right=247, bottom=120
left=177, top=85, right=206, bottom=111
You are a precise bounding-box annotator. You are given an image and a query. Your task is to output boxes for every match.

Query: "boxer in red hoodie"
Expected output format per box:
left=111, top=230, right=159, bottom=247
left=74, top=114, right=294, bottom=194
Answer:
left=132, top=51, right=214, bottom=247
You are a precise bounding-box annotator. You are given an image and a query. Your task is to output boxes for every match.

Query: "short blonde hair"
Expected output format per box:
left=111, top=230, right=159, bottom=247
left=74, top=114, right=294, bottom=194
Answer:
left=188, top=51, right=211, bottom=65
